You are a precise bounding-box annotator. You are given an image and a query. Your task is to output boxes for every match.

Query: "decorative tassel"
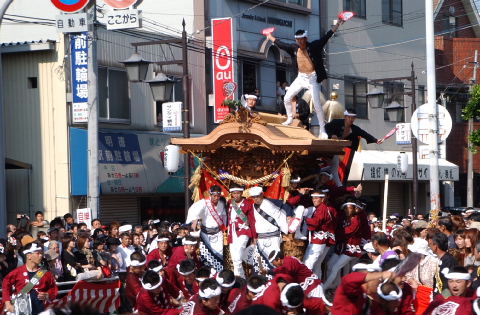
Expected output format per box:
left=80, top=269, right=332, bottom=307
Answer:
left=189, top=165, right=202, bottom=202
left=281, top=167, right=291, bottom=187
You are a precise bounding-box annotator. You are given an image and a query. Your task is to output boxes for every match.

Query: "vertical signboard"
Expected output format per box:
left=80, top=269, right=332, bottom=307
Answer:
left=212, top=18, right=234, bottom=123
left=71, top=32, right=89, bottom=123
left=162, top=102, right=182, bottom=132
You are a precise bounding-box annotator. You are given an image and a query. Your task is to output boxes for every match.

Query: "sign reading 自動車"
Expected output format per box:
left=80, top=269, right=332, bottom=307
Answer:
left=212, top=17, right=235, bottom=123
left=71, top=33, right=89, bottom=123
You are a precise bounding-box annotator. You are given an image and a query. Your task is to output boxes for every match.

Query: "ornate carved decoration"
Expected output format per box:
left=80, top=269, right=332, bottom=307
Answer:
left=220, top=107, right=266, bottom=132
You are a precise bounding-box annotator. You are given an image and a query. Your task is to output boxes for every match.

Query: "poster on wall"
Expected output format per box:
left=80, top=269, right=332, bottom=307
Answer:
left=212, top=17, right=235, bottom=123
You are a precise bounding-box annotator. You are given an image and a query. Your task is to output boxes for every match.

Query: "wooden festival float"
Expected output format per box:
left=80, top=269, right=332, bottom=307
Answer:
left=171, top=105, right=350, bottom=268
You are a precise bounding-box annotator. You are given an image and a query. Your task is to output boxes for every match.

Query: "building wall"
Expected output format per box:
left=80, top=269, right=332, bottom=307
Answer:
left=327, top=0, right=427, bottom=152
left=2, top=41, right=70, bottom=222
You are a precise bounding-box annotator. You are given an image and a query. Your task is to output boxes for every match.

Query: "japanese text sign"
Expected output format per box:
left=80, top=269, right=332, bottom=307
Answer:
left=56, top=13, right=88, bottom=33
left=76, top=208, right=92, bottom=229
left=396, top=123, right=411, bottom=145
left=162, top=102, right=182, bottom=132
left=212, top=17, right=234, bottom=123
left=98, top=133, right=143, bottom=165
left=71, top=33, right=89, bottom=123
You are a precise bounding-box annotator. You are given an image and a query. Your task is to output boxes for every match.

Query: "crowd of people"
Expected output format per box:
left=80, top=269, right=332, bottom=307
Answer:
left=1, top=177, right=480, bottom=315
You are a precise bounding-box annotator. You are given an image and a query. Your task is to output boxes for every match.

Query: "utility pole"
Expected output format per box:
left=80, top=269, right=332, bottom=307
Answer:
left=87, top=5, right=100, bottom=219
left=0, top=0, right=14, bottom=238
left=425, top=0, right=441, bottom=220
left=181, top=20, right=191, bottom=214
left=411, top=62, right=419, bottom=215
left=467, top=50, right=478, bottom=208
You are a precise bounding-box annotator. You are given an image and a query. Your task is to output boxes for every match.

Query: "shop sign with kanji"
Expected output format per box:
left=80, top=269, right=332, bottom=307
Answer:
left=71, top=32, right=89, bottom=123
left=56, top=13, right=88, bottom=33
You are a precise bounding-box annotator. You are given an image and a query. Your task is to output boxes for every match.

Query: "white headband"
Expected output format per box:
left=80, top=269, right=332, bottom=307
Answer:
left=376, top=280, right=403, bottom=301
left=352, top=263, right=381, bottom=272
left=156, top=237, right=170, bottom=242
left=183, top=238, right=197, bottom=245
left=311, top=193, right=325, bottom=198
left=280, top=283, right=303, bottom=309
left=290, top=176, right=301, bottom=183
left=216, top=275, right=235, bottom=288
left=130, top=259, right=146, bottom=267
left=177, top=264, right=195, bottom=276
left=151, top=265, right=163, bottom=273
left=356, top=203, right=365, bottom=210
left=344, top=110, right=357, bottom=117
left=294, top=31, right=307, bottom=38
left=247, top=284, right=266, bottom=294
left=199, top=286, right=221, bottom=298
left=341, top=202, right=357, bottom=209
left=442, top=268, right=471, bottom=280
left=142, top=276, right=163, bottom=290
left=229, top=188, right=244, bottom=192
left=244, top=94, right=257, bottom=100
left=23, top=243, right=43, bottom=255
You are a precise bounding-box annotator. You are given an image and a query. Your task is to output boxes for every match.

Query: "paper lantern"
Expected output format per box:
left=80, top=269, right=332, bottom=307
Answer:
left=164, top=145, right=180, bottom=173
left=398, top=152, right=408, bottom=174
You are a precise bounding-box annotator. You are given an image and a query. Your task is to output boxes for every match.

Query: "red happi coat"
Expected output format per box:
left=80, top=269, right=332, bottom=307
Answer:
left=166, top=246, right=201, bottom=271
left=1, top=265, right=58, bottom=305
left=136, top=280, right=181, bottom=315
left=125, top=272, right=142, bottom=308
left=423, top=289, right=476, bottom=315
left=306, top=202, right=337, bottom=245
left=330, top=272, right=368, bottom=315
left=344, top=210, right=371, bottom=257
left=272, top=256, right=321, bottom=296
left=164, top=268, right=199, bottom=301
left=224, top=288, right=251, bottom=314
left=227, top=198, right=256, bottom=243
left=369, top=282, right=415, bottom=315
left=252, top=274, right=294, bottom=313
left=287, top=190, right=313, bottom=208
left=179, top=295, right=224, bottom=315
left=146, top=247, right=172, bottom=265
left=220, top=286, right=243, bottom=314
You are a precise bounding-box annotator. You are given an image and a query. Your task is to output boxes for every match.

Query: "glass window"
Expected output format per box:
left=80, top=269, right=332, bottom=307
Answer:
left=242, top=61, right=257, bottom=95
left=344, top=0, right=366, bottom=19
left=344, top=76, right=368, bottom=119
left=274, top=0, right=307, bottom=7
left=383, top=81, right=405, bottom=121
left=382, top=0, right=403, bottom=27
left=99, top=67, right=130, bottom=121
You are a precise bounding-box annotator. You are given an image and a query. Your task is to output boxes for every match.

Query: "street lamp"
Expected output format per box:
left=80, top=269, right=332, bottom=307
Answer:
left=366, top=87, right=385, bottom=108
left=119, top=20, right=192, bottom=215
left=384, top=101, right=405, bottom=122
left=146, top=73, right=175, bottom=102
left=120, top=52, right=151, bottom=82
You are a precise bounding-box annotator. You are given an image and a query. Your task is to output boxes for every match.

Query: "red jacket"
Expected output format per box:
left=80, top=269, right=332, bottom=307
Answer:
left=303, top=297, right=327, bottom=315
left=125, top=272, right=142, bottom=308
left=179, top=295, right=224, bottom=315
left=2, top=265, right=58, bottom=304
left=227, top=198, right=256, bottom=243
left=220, top=287, right=243, bottom=314
left=136, top=280, right=182, bottom=315
left=272, top=256, right=321, bottom=296
left=166, top=246, right=201, bottom=271
left=224, top=289, right=251, bottom=314
left=164, top=268, right=199, bottom=300
left=370, top=282, right=415, bottom=315
left=343, top=211, right=370, bottom=257
left=306, top=203, right=337, bottom=245
left=253, top=274, right=294, bottom=313
left=423, top=291, right=476, bottom=315
left=287, top=190, right=312, bottom=208
left=330, top=272, right=367, bottom=315
left=146, top=247, right=171, bottom=265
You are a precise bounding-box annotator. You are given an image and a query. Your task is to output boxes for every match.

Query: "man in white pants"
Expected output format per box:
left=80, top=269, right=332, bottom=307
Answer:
left=250, top=186, right=288, bottom=267
left=186, top=185, right=227, bottom=271
left=266, top=21, right=344, bottom=138
left=303, top=190, right=337, bottom=279
left=227, top=185, right=256, bottom=278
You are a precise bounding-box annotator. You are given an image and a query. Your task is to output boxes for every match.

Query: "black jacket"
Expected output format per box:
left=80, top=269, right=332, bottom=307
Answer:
left=325, top=119, right=378, bottom=151
left=273, top=30, right=334, bottom=83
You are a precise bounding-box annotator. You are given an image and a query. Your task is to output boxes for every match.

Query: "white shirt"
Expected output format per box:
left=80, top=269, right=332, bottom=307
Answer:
left=117, top=244, right=135, bottom=271
left=186, top=198, right=227, bottom=229
left=253, top=199, right=288, bottom=234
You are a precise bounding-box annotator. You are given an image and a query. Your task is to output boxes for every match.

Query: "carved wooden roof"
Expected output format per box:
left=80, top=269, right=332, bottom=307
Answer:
left=171, top=112, right=350, bottom=155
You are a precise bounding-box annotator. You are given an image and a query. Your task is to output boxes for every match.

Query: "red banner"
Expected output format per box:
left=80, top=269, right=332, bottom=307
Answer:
left=212, top=18, right=235, bottom=123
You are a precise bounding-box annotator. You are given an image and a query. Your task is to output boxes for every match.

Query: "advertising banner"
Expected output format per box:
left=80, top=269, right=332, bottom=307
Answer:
left=212, top=17, right=234, bottom=123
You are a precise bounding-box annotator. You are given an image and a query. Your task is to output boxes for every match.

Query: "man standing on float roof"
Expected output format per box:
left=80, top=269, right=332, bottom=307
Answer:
left=265, top=20, right=344, bottom=138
